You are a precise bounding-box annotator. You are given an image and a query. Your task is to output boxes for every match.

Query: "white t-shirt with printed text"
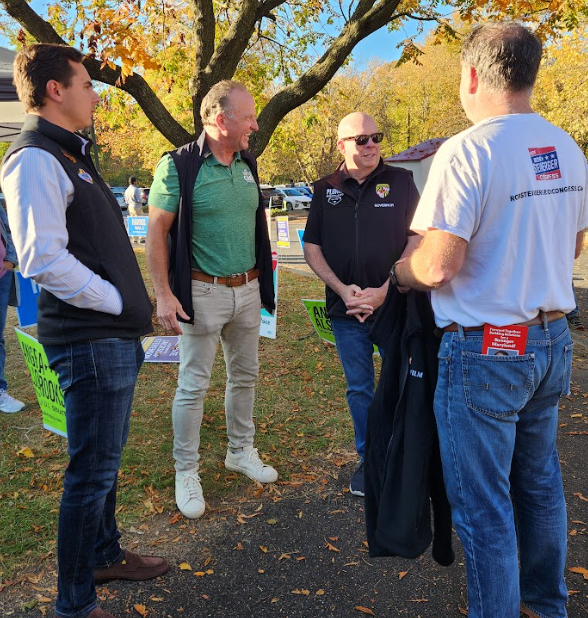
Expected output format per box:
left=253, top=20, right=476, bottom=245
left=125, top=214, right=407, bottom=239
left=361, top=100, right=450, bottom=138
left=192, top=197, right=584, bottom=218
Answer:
left=411, top=113, right=588, bottom=328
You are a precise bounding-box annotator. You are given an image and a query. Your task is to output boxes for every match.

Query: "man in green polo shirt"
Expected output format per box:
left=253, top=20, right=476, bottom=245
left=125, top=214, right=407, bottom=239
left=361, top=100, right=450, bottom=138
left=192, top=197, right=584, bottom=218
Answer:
left=146, top=81, right=277, bottom=519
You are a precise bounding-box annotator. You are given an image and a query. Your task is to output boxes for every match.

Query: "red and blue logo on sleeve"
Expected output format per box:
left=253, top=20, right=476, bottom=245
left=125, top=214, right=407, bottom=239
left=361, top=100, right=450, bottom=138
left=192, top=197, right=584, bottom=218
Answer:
left=528, top=146, right=561, bottom=181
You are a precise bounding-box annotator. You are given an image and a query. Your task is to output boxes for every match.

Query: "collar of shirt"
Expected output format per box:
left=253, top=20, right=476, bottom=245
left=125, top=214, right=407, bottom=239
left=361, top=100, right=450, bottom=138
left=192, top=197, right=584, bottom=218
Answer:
left=335, top=158, right=384, bottom=199
left=204, top=150, right=242, bottom=167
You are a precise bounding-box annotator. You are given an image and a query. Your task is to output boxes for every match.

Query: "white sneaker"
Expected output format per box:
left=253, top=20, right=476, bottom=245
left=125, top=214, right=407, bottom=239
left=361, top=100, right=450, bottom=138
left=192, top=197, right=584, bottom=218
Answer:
left=225, top=447, right=278, bottom=483
left=0, top=390, right=25, bottom=414
left=175, top=469, right=205, bottom=519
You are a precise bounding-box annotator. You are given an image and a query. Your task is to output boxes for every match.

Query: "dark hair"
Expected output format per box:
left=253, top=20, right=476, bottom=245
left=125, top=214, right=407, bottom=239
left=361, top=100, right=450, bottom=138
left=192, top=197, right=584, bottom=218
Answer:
left=129, top=176, right=137, bottom=185
left=13, top=43, right=84, bottom=112
left=461, top=22, right=542, bottom=92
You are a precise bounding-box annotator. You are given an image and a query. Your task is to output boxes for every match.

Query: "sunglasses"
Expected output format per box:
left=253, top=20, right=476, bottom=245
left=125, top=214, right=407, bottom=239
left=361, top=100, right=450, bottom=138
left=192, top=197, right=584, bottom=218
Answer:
left=341, top=132, right=384, bottom=146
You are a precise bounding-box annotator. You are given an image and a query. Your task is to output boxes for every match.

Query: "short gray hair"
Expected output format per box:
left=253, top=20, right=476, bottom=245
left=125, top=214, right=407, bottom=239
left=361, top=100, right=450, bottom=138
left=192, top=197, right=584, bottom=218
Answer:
left=200, top=80, right=248, bottom=126
left=461, top=22, right=542, bottom=92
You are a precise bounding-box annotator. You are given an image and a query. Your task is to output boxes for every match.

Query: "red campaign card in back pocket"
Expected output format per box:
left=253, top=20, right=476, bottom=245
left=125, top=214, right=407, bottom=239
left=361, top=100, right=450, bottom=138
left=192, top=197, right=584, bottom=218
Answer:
left=482, top=324, right=528, bottom=356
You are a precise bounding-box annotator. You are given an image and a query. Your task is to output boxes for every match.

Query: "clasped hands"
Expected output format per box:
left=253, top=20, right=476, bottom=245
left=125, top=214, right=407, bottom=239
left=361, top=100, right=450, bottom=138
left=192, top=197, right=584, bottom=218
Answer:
left=342, top=284, right=384, bottom=323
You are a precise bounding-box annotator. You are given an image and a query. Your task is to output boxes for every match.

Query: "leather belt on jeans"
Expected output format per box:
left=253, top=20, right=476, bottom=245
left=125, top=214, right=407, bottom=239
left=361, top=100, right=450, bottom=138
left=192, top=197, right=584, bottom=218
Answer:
left=191, top=267, right=259, bottom=287
left=442, top=310, right=566, bottom=333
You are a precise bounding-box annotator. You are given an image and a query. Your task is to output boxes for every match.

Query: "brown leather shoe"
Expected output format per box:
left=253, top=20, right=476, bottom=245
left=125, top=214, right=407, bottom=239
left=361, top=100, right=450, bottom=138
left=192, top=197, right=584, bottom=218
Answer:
left=87, top=608, right=116, bottom=618
left=94, top=550, right=169, bottom=584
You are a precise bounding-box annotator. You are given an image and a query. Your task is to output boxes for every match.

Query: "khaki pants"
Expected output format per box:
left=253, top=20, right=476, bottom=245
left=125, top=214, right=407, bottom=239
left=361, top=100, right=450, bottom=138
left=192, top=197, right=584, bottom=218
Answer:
left=172, top=277, right=261, bottom=472
left=128, top=206, right=143, bottom=242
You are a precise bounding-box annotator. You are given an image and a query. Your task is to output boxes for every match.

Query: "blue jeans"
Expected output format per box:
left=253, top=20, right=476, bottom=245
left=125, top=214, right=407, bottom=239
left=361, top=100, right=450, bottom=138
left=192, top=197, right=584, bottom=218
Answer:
left=0, top=270, right=13, bottom=391
left=435, top=317, right=571, bottom=618
left=45, top=338, right=144, bottom=618
left=331, top=317, right=382, bottom=460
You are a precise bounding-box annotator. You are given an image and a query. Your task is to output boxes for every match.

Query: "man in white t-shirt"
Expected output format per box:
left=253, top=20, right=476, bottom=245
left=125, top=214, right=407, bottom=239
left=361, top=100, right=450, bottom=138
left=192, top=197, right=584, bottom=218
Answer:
left=124, top=176, right=144, bottom=243
left=392, top=22, right=588, bottom=618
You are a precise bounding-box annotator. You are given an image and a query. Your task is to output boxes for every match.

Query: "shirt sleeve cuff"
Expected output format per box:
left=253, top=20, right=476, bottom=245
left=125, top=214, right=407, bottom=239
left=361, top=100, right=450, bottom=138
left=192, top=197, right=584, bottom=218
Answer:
left=98, top=283, right=123, bottom=315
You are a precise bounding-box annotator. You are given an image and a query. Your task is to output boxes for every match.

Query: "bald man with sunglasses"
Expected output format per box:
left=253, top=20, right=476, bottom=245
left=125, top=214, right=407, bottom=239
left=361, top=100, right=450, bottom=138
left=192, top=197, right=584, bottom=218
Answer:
left=303, top=112, right=420, bottom=496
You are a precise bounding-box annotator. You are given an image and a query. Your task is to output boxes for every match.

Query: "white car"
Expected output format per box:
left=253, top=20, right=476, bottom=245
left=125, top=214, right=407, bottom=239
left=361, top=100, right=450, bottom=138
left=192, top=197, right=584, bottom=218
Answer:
left=276, top=188, right=312, bottom=211
left=112, top=190, right=127, bottom=211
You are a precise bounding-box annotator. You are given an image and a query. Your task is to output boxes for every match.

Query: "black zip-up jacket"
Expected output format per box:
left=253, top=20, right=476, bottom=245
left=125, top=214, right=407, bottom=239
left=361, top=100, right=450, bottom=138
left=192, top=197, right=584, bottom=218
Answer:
left=303, top=159, right=419, bottom=320
left=166, top=131, right=275, bottom=324
left=364, top=285, right=454, bottom=566
left=3, top=116, right=153, bottom=344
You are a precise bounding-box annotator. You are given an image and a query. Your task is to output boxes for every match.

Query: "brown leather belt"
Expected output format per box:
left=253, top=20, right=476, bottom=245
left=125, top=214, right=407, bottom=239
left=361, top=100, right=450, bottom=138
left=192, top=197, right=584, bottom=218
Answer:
left=191, top=268, right=259, bottom=287
left=442, top=310, right=566, bottom=333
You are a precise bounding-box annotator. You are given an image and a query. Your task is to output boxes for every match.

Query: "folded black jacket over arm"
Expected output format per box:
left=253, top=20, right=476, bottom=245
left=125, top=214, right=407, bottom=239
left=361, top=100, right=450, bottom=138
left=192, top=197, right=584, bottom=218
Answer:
left=364, top=286, right=454, bottom=566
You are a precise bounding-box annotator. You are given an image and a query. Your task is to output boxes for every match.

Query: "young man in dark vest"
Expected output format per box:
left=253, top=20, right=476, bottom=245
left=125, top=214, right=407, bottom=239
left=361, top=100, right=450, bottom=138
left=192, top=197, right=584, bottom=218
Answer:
left=1, top=44, right=168, bottom=618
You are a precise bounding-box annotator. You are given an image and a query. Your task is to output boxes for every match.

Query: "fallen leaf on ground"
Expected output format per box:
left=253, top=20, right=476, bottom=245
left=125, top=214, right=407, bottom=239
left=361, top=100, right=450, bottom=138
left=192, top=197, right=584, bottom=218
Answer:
left=398, top=571, right=408, bottom=580
left=178, top=562, right=192, bottom=571
left=16, top=446, right=34, bottom=458
left=325, top=541, right=340, bottom=552
left=568, top=566, right=588, bottom=580
left=134, top=604, right=148, bottom=617
left=574, top=493, right=588, bottom=502
left=354, top=607, right=375, bottom=615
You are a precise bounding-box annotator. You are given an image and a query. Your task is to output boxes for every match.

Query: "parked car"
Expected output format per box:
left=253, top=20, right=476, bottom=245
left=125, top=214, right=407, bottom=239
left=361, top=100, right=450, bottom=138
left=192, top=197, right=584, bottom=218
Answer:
left=112, top=190, right=127, bottom=211
left=276, top=187, right=312, bottom=211
left=260, top=186, right=284, bottom=209
left=140, top=187, right=150, bottom=205
left=295, top=186, right=313, bottom=198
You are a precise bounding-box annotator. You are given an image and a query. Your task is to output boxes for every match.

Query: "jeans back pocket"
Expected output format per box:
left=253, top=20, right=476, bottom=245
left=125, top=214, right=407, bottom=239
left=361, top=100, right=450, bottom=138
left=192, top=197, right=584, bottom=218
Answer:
left=462, top=350, right=535, bottom=418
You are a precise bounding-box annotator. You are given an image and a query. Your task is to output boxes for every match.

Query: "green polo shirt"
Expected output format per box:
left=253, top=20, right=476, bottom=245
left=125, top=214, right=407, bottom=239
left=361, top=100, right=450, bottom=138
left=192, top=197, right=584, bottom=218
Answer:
left=149, top=151, right=259, bottom=276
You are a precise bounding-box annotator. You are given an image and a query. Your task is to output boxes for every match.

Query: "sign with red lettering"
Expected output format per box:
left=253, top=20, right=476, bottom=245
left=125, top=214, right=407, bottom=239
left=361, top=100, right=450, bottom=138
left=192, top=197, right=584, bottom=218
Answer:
left=482, top=324, right=528, bottom=356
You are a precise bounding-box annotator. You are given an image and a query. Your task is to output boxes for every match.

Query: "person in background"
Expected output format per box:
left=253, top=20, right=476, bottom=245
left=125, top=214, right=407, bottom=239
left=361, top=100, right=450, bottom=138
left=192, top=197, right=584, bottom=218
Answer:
left=125, top=175, right=144, bottom=244
left=0, top=204, right=24, bottom=413
left=565, top=284, right=584, bottom=331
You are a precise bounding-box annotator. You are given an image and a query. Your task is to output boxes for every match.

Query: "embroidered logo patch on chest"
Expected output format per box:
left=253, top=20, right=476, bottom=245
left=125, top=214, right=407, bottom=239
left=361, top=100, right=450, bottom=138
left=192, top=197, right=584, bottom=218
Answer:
left=242, top=168, right=255, bottom=183
left=376, top=183, right=390, bottom=198
left=326, top=188, right=344, bottom=205
left=78, top=169, right=93, bottom=184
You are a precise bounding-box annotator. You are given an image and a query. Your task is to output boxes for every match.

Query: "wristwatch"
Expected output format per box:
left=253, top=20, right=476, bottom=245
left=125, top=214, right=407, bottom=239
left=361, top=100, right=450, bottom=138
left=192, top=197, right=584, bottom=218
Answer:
left=389, top=261, right=401, bottom=287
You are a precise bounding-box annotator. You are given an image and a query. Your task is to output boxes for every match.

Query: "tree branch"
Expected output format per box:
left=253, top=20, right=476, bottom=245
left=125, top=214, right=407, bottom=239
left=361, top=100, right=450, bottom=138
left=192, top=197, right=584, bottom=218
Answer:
left=0, top=0, right=192, bottom=146
left=186, top=0, right=215, bottom=129
left=251, top=0, right=403, bottom=156
left=206, top=0, right=263, bottom=84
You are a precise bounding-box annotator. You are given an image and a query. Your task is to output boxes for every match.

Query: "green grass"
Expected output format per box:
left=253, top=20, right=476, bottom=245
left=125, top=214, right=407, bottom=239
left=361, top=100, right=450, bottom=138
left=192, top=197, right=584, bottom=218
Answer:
left=0, top=255, right=359, bottom=581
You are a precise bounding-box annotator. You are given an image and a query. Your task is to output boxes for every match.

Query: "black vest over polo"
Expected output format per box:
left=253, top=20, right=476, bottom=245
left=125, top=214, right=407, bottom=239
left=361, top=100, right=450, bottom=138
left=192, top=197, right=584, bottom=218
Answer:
left=4, top=116, right=153, bottom=344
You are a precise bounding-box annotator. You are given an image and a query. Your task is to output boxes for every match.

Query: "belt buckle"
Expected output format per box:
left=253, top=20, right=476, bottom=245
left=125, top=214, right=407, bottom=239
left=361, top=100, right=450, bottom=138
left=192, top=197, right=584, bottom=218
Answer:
left=226, top=273, right=242, bottom=287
